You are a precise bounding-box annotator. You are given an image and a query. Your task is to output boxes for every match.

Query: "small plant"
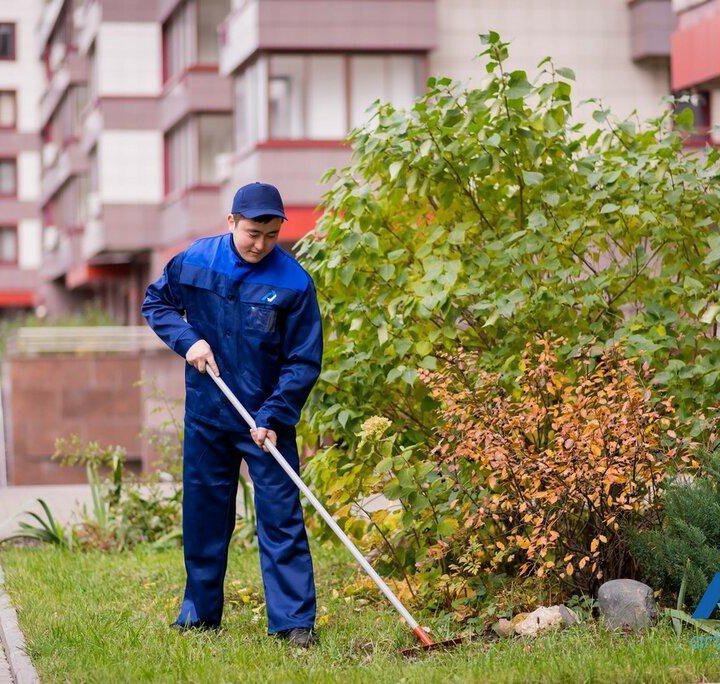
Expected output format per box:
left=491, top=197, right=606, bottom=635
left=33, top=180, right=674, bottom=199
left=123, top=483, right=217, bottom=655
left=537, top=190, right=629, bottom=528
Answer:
left=4, top=498, right=72, bottom=549
left=48, top=435, right=182, bottom=552
left=631, top=449, right=720, bottom=606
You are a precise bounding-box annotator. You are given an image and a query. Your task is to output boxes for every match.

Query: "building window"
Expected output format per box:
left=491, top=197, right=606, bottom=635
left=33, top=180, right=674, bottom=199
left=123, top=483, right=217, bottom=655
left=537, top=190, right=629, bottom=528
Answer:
left=163, top=0, right=228, bottom=82
left=0, top=227, right=17, bottom=264
left=253, top=53, right=424, bottom=143
left=88, top=43, right=98, bottom=103
left=674, top=90, right=711, bottom=146
left=55, top=85, right=88, bottom=145
left=269, top=55, right=346, bottom=140
left=197, top=0, right=228, bottom=64
left=198, top=114, right=232, bottom=183
left=350, top=55, right=421, bottom=128
left=0, top=24, right=15, bottom=61
left=166, top=114, right=232, bottom=194
left=0, top=91, right=16, bottom=128
left=234, top=59, right=265, bottom=152
left=163, top=1, right=194, bottom=83
left=166, top=119, right=194, bottom=194
left=0, top=159, right=16, bottom=196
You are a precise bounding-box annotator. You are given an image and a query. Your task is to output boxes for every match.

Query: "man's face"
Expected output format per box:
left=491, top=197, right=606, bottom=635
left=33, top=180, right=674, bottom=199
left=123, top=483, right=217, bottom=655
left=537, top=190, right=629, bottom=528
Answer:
left=228, top=214, right=283, bottom=263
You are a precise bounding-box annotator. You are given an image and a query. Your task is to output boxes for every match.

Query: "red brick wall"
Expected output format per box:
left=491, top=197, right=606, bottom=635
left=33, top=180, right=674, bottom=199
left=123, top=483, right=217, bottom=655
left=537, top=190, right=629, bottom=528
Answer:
left=2, top=351, right=185, bottom=485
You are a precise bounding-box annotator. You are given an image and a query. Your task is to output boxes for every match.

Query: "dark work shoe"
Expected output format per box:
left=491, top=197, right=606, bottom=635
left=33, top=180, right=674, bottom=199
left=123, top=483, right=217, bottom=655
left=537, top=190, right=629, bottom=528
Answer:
left=276, top=627, right=318, bottom=648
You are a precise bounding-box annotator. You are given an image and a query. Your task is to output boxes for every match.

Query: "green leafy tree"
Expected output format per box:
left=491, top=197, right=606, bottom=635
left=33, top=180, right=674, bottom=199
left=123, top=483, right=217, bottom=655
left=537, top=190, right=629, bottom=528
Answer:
left=297, top=33, right=720, bottom=613
left=298, top=32, right=720, bottom=450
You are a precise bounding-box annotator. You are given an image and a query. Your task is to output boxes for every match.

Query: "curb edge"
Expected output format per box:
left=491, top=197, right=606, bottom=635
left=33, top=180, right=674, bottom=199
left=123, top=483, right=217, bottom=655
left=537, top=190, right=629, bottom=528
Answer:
left=0, top=564, right=40, bottom=684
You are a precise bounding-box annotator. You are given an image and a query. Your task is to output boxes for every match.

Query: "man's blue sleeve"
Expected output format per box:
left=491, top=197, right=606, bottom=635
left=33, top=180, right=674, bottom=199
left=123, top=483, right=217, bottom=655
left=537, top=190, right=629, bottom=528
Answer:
left=254, top=280, right=323, bottom=431
left=141, top=253, right=202, bottom=358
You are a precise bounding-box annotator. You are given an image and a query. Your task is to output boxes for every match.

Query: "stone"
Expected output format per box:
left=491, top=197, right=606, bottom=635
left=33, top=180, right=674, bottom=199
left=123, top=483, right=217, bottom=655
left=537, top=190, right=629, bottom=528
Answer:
left=492, top=618, right=515, bottom=637
left=512, top=605, right=579, bottom=637
left=597, top=579, right=657, bottom=630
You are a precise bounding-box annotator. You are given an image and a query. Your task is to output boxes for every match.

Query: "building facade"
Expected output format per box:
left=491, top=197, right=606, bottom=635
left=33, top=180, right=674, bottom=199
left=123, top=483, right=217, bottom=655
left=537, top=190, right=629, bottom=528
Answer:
left=0, top=0, right=712, bottom=321
left=0, top=1, right=44, bottom=314
left=670, top=0, right=720, bottom=146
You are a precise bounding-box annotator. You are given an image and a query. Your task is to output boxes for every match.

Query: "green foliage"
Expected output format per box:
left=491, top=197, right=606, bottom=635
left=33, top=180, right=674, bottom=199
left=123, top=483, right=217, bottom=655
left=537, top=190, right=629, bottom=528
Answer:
left=4, top=498, right=72, bottom=549
left=52, top=435, right=183, bottom=551
left=297, top=33, right=720, bottom=455
left=631, top=450, right=720, bottom=607
left=296, top=32, right=720, bottom=616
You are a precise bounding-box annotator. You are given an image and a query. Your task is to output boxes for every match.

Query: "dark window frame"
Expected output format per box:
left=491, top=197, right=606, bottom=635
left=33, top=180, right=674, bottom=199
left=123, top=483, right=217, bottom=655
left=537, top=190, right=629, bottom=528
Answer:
left=0, top=23, right=16, bottom=61
left=673, top=89, right=711, bottom=147
left=0, top=225, right=19, bottom=266
left=0, top=158, right=17, bottom=198
left=0, top=90, right=16, bottom=129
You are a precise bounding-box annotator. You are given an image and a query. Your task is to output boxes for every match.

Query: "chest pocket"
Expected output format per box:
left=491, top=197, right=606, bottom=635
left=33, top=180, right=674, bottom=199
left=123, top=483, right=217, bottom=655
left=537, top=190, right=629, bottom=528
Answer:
left=178, top=263, right=229, bottom=299
left=242, top=303, right=278, bottom=335
left=177, top=263, right=230, bottom=328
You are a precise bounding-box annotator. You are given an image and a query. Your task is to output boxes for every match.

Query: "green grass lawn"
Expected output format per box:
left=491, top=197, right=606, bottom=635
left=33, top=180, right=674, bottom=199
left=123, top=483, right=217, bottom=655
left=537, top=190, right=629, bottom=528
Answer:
left=1, top=539, right=719, bottom=683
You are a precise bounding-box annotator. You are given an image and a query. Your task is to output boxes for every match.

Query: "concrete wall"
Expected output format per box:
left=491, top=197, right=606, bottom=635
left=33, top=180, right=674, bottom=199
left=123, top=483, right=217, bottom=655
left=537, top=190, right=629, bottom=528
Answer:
left=98, top=130, right=164, bottom=204
left=96, top=22, right=162, bottom=96
left=433, top=0, right=671, bottom=124
left=2, top=349, right=185, bottom=485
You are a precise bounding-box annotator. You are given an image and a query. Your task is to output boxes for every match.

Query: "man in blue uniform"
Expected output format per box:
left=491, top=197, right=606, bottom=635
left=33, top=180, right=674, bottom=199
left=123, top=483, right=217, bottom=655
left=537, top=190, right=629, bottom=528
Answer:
left=141, top=182, right=323, bottom=648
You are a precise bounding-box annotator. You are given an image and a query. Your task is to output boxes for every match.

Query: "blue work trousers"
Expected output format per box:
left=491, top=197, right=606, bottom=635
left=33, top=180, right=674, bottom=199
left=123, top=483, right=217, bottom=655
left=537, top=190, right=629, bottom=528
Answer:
left=175, top=416, right=316, bottom=633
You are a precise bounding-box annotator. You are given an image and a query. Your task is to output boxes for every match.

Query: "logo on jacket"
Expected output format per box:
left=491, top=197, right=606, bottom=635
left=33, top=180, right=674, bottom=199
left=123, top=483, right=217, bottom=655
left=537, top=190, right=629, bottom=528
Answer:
left=262, top=290, right=278, bottom=303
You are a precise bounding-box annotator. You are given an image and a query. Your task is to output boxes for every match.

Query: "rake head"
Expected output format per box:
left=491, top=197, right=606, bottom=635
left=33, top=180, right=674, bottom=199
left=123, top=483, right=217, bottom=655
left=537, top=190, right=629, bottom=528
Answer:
left=399, top=627, right=467, bottom=657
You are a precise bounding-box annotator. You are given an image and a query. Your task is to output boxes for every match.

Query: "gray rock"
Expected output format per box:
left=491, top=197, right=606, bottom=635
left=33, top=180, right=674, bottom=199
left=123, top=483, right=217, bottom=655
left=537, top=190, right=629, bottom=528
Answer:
left=492, top=618, right=515, bottom=637
left=512, top=605, right=579, bottom=636
left=558, top=604, right=580, bottom=626
left=597, top=579, right=657, bottom=630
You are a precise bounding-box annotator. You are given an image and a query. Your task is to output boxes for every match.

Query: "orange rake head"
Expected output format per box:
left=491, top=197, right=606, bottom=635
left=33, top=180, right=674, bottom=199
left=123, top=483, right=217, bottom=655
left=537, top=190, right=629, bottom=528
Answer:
left=400, top=626, right=468, bottom=657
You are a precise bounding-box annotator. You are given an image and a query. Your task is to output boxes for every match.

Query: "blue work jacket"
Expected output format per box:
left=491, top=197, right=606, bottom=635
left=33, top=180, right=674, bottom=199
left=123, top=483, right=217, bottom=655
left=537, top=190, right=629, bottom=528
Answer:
left=141, top=233, right=323, bottom=432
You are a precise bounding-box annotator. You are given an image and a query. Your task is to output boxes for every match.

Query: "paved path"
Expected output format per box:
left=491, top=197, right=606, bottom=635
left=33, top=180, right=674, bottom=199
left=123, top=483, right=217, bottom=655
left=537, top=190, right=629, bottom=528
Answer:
left=0, top=644, right=11, bottom=683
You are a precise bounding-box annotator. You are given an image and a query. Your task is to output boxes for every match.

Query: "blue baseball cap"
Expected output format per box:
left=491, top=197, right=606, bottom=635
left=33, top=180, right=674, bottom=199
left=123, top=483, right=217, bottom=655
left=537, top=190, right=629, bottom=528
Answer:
left=231, top=182, right=287, bottom=220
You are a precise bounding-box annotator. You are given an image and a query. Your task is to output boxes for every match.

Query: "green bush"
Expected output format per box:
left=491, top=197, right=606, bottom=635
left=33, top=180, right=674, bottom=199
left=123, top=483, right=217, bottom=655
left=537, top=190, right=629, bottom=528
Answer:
left=631, top=448, right=720, bottom=607
left=298, top=32, right=720, bottom=452
left=296, top=32, right=720, bottom=615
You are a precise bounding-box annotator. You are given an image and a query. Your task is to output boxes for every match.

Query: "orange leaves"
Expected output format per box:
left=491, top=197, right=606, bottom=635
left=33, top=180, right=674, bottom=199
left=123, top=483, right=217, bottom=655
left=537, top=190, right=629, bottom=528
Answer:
left=419, top=336, right=695, bottom=592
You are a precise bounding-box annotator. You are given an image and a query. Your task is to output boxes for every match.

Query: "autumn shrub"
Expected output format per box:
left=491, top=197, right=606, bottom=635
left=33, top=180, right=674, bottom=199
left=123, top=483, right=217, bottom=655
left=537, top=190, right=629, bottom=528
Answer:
left=421, top=337, right=696, bottom=594
left=306, top=338, right=694, bottom=617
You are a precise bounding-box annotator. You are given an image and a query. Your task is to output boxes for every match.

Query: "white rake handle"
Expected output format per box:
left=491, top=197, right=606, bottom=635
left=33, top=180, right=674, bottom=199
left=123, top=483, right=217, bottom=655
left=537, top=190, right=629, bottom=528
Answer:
left=206, top=371, right=423, bottom=633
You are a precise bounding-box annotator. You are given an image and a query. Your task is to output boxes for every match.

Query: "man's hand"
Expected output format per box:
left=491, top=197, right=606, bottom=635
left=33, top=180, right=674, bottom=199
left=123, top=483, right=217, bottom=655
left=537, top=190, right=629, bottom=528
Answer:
left=251, top=427, right=277, bottom=452
left=185, top=339, right=219, bottom=376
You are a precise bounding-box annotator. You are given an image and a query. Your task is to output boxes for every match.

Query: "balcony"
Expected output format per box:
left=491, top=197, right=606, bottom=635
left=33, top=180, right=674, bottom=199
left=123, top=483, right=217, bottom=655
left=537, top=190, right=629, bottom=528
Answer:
left=76, top=0, right=101, bottom=54
left=671, top=2, right=720, bottom=89
left=222, top=142, right=351, bottom=210
left=159, top=185, right=225, bottom=248
left=0, top=267, right=38, bottom=296
left=40, top=231, right=77, bottom=281
left=160, top=68, right=232, bottom=131
left=40, top=143, right=88, bottom=207
left=35, top=0, right=68, bottom=57
left=81, top=204, right=159, bottom=261
left=40, top=51, right=88, bottom=129
left=219, top=0, right=437, bottom=75
left=628, top=0, right=675, bottom=61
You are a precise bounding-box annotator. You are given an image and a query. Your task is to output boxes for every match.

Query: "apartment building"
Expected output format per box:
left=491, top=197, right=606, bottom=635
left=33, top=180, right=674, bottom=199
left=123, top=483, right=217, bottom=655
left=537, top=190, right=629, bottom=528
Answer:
left=34, top=0, right=231, bottom=324
left=0, top=1, right=43, bottom=313
left=6, top=0, right=707, bottom=322
left=670, top=0, right=720, bottom=146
